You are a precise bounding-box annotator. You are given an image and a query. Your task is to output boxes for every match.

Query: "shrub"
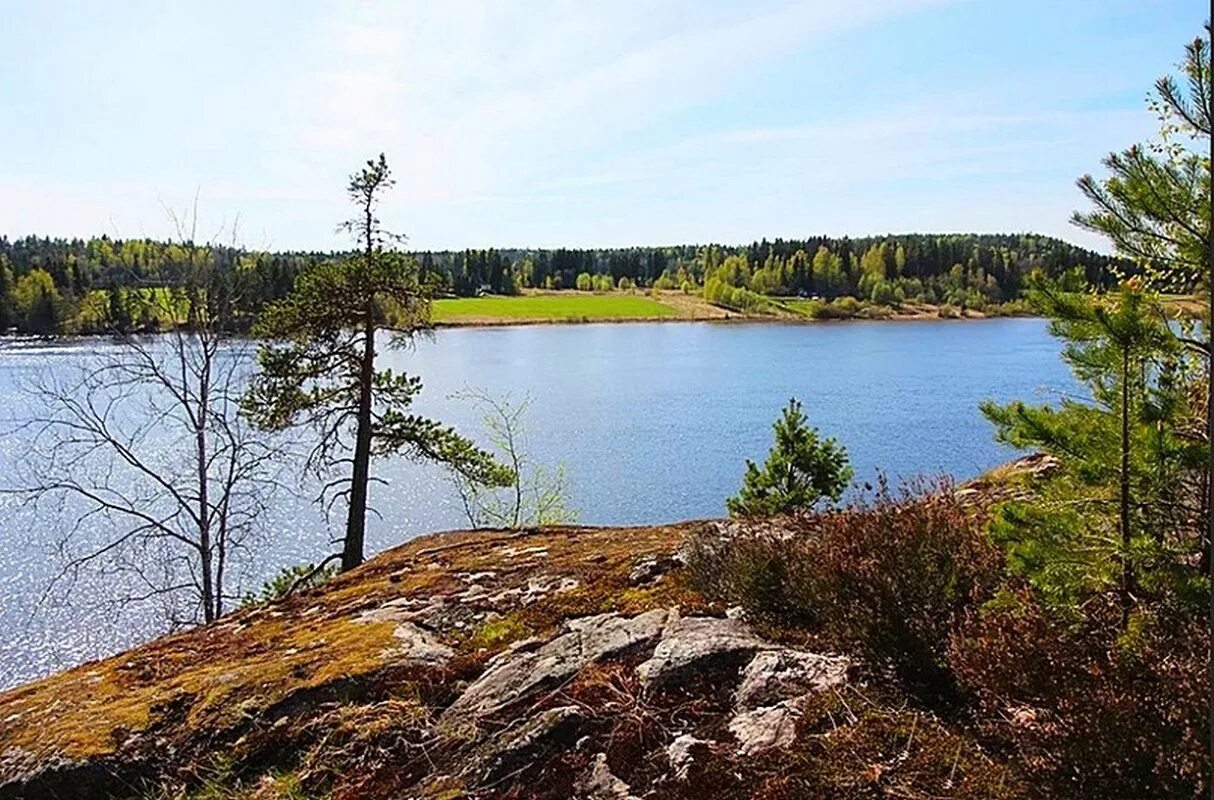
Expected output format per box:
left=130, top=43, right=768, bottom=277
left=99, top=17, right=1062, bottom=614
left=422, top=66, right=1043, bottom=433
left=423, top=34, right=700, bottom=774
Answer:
left=870, top=280, right=899, bottom=306
left=243, top=561, right=340, bottom=606
left=984, top=298, right=1032, bottom=317
left=811, top=296, right=863, bottom=319
left=652, top=271, right=676, bottom=290
left=690, top=481, right=1002, bottom=696
left=857, top=303, right=893, bottom=319
left=726, top=397, right=851, bottom=517
left=703, top=277, right=770, bottom=313
left=949, top=591, right=1208, bottom=798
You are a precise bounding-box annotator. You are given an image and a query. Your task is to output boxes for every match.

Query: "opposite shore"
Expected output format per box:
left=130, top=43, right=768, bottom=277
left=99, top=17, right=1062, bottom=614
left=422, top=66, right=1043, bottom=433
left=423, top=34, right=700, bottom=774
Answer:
left=429, top=289, right=1034, bottom=328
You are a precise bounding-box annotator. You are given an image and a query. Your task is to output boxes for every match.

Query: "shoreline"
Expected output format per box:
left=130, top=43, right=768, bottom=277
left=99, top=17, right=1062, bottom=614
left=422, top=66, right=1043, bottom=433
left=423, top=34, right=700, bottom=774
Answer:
left=431, top=309, right=1039, bottom=329
left=9, top=291, right=1197, bottom=338
left=0, top=310, right=1040, bottom=342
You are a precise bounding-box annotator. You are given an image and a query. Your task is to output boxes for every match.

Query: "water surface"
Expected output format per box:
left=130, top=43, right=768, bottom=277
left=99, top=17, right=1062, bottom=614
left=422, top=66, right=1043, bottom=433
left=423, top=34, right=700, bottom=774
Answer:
left=0, top=319, right=1074, bottom=686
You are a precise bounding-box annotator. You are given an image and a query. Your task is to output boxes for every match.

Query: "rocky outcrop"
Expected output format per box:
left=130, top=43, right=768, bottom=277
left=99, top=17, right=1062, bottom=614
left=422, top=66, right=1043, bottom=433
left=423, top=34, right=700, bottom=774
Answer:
left=665, top=733, right=709, bottom=781
left=466, top=705, right=585, bottom=785
left=728, top=702, right=802, bottom=755
left=734, top=649, right=851, bottom=709
left=441, top=609, right=669, bottom=731
left=578, top=753, right=640, bottom=799
left=728, top=649, right=851, bottom=755
left=379, top=621, right=455, bottom=665
left=636, top=610, right=771, bottom=690
left=0, top=508, right=1029, bottom=799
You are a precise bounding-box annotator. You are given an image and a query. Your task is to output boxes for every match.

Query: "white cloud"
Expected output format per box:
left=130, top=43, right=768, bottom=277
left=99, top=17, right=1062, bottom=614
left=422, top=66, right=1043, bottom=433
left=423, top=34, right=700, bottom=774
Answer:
left=1, top=0, right=1165, bottom=252
left=278, top=0, right=961, bottom=208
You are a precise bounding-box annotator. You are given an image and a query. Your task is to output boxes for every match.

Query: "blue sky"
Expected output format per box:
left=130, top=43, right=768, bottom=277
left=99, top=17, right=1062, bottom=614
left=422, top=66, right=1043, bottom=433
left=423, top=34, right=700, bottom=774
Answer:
left=0, top=1, right=1204, bottom=252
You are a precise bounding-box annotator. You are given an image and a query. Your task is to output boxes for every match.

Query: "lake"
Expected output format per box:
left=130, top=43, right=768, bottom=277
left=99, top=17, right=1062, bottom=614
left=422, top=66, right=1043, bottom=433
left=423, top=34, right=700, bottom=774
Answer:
left=0, top=318, right=1075, bottom=687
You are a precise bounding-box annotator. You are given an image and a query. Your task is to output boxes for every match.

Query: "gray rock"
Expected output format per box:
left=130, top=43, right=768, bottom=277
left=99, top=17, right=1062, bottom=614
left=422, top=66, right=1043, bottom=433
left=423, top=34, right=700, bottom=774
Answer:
left=578, top=753, right=638, bottom=799
left=441, top=609, right=668, bottom=729
left=727, top=648, right=851, bottom=755
left=628, top=554, right=678, bottom=585
left=635, top=611, right=771, bottom=690
left=467, top=705, right=584, bottom=785
left=519, top=574, right=580, bottom=605
left=357, top=596, right=484, bottom=633
left=380, top=622, right=454, bottom=666
left=666, top=733, right=710, bottom=781
left=735, top=650, right=850, bottom=710
left=728, top=703, right=801, bottom=755
left=355, top=596, right=431, bottom=623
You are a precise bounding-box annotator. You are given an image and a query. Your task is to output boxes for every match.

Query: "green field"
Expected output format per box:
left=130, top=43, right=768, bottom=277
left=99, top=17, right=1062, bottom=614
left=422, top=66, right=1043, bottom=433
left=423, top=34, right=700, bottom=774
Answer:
left=432, top=293, right=679, bottom=323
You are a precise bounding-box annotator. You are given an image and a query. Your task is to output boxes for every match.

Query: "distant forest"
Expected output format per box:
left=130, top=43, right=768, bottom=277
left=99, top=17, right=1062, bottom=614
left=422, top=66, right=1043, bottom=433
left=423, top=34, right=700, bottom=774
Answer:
left=0, top=232, right=1128, bottom=334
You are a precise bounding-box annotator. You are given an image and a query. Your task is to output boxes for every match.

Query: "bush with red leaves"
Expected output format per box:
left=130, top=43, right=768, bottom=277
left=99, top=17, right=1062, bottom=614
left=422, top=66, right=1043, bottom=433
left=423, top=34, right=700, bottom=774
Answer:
left=687, top=480, right=1003, bottom=698
left=949, top=590, right=1209, bottom=799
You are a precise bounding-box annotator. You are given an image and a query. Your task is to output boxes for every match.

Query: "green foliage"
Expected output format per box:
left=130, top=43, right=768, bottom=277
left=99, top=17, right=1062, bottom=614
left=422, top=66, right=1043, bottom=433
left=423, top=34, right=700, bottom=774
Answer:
left=1072, top=25, right=1211, bottom=295
left=11, top=268, right=63, bottom=334
left=868, top=279, right=900, bottom=306
left=703, top=276, right=770, bottom=313
left=0, top=260, right=12, bottom=331
left=651, top=270, right=677, bottom=290
left=811, top=245, right=848, bottom=297
left=0, top=231, right=1122, bottom=332
left=244, top=253, right=510, bottom=472
left=981, top=282, right=1206, bottom=612
left=815, top=296, right=864, bottom=318
left=105, top=286, right=134, bottom=333
left=244, top=155, right=509, bottom=570
left=981, top=23, right=1214, bottom=619
left=726, top=397, right=852, bottom=517
left=243, top=562, right=340, bottom=606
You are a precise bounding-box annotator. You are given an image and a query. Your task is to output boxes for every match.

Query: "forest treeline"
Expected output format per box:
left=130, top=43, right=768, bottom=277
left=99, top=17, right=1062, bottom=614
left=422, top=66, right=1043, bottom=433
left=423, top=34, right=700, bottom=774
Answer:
left=0, top=232, right=1127, bottom=334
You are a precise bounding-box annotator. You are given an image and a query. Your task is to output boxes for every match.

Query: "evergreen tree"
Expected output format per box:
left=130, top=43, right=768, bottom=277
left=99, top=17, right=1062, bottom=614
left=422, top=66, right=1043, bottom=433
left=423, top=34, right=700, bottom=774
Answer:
left=243, top=155, right=510, bottom=571
left=981, top=281, right=1205, bottom=616
left=727, top=398, right=852, bottom=517
left=1072, top=26, right=1211, bottom=299
left=106, top=286, right=134, bottom=333
left=0, top=258, right=12, bottom=331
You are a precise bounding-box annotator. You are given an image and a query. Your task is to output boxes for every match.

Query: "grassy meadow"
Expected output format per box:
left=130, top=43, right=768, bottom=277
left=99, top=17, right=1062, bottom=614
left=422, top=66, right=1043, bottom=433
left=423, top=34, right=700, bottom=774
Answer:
left=432, top=292, right=682, bottom=324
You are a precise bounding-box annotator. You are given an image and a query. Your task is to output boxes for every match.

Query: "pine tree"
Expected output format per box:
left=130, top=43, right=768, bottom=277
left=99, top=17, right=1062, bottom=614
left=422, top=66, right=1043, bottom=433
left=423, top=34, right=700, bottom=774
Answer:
left=727, top=398, right=852, bottom=517
left=0, top=259, right=12, bottom=332
left=981, top=281, right=1204, bottom=616
left=244, top=155, right=511, bottom=571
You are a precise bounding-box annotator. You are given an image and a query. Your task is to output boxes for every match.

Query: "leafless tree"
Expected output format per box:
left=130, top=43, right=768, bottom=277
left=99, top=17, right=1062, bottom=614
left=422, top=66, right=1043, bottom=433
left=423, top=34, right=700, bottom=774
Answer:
left=449, top=387, right=577, bottom=530
left=4, top=206, right=291, bottom=626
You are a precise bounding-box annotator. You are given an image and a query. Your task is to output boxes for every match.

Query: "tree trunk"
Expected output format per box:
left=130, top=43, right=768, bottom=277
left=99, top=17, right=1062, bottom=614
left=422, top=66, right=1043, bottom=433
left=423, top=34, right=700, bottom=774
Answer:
left=343, top=311, right=376, bottom=571
left=1120, top=345, right=1133, bottom=625
left=197, top=369, right=214, bottom=623
left=343, top=194, right=379, bottom=572
left=1206, top=132, right=1213, bottom=791
left=214, top=517, right=226, bottom=619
